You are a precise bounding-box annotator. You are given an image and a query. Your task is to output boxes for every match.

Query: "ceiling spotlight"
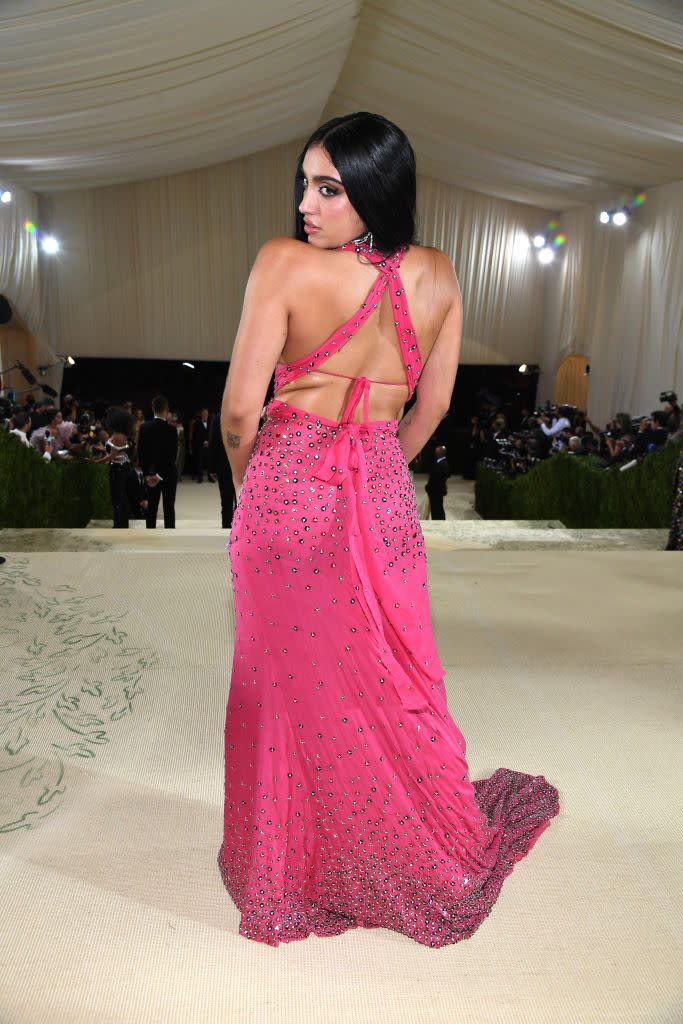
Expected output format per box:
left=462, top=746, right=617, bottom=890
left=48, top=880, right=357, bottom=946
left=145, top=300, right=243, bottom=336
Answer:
left=513, top=234, right=530, bottom=257
left=538, top=247, right=554, bottom=264
left=41, top=235, right=60, bottom=254
left=599, top=210, right=610, bottom=224
left=612, top=210, right=628, bottom=226
left=0, top=190, right=11, bottom=204
left=532, top=234, right=546, bottom=249
left=182, top=361, right=195, bottom=369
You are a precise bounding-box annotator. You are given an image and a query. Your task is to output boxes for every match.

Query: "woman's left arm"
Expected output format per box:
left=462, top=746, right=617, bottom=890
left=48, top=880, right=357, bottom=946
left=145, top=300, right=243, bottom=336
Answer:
left=221, top=240, right=294, bottom=487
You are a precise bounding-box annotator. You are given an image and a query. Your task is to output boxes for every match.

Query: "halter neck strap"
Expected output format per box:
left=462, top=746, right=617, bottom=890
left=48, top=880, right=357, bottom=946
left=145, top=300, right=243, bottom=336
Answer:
left=337, top=240, right=408, bottom=274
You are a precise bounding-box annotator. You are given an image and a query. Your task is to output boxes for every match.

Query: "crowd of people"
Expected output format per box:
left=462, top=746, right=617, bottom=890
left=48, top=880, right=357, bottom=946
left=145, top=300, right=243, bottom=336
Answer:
left=3, top=385, right=681, bottom=532
left=1, top=391, right=236, bottom=529
left=469, top=391, right=681, bottom=480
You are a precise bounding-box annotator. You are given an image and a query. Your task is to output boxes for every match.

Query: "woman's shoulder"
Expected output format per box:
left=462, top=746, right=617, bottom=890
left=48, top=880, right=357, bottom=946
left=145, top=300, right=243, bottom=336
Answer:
left=406, top=242, right=456, bottom=274
left=250, top=238, right=319, bottom=291
left=254, top=237, right=313, bottom=270
left=404, top=244, right=460, bottom=300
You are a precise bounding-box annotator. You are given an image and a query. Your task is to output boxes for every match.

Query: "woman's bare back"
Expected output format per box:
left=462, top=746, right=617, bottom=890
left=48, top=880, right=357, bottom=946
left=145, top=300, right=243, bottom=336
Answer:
left=276, top=244, right=458, bottom=424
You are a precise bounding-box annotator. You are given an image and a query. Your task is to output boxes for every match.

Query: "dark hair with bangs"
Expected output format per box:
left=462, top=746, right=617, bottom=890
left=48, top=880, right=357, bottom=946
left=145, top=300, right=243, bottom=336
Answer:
left=294, top=112, right=417, bottom=254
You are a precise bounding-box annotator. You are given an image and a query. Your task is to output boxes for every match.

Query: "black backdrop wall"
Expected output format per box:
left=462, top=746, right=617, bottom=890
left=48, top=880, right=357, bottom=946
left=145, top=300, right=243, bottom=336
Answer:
left=61, top=357, right=230, bottom=419
left=62, top=358, right=539, bottom=427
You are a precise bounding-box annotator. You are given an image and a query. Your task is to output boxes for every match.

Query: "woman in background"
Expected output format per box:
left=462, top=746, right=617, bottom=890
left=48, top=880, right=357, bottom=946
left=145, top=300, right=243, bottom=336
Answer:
left=96, top=407, right=134, bottom=528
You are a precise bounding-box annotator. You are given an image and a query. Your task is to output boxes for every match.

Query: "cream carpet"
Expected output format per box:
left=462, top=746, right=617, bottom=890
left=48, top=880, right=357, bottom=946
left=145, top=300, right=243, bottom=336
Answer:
left=0, top=489, right=681, bottom=1023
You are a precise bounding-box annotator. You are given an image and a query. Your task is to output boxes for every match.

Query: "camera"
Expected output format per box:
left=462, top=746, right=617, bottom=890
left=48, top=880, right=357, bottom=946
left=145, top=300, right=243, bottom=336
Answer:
left=660, top=391, right=678, bottom=405
left=0, top=396, right=20, bottom=419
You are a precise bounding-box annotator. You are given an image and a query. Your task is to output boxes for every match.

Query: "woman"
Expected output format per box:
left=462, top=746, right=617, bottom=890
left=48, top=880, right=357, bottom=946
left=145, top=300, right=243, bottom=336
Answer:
left=219, top=112, right=558, bottom=947
left=170, top=410, right=186, bottom=479
left=96, top=407, right=135, bottom=528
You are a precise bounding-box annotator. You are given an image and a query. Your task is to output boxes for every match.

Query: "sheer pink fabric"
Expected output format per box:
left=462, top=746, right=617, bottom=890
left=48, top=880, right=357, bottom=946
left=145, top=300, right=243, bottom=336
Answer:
left=218, top=242, right=559, bottom=946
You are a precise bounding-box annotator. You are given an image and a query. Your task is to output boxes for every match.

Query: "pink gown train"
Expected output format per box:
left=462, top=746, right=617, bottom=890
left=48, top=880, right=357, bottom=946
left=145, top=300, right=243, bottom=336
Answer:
left=218, top=241, right=559, bottom=946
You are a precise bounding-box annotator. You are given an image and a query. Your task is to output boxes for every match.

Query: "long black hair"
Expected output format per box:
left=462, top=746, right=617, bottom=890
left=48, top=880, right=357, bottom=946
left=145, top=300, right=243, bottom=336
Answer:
left=294, top=112, right=417, bottom=254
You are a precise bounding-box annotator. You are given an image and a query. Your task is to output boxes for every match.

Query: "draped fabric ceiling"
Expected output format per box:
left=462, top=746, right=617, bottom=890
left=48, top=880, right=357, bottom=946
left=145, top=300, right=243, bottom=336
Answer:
left=1, top=0, right=680, bottom=205
left=0, top=1, right=681, bottom=422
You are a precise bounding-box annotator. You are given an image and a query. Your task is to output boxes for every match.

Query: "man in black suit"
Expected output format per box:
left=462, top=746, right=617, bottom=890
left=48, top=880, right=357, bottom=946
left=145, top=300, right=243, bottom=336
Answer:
left=425, top=445, right=450, bottom=520
left=208, top=414, right=236, bottom=528
left=137, top=395, right=178, bottom=529
left=192, top=407, right=211, bottom=482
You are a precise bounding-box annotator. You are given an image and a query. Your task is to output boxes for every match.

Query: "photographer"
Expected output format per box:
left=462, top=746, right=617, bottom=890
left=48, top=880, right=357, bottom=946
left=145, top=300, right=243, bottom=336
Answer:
left=89, top=427, right=110, bottom=459
left=649, top=411, right=669, bottom=448
left=540, top=405, right=572, bottom=438
left=9, top=410, right=32, bottom=447
left=661, top=391, right=680, bottom=434
left=633, top=415, right=668, bottom=456
left=29, top=407, right=69, bottom=460
left=603, top=434, right=634, bottom=468
left=70, top=410, right=102, bottom=455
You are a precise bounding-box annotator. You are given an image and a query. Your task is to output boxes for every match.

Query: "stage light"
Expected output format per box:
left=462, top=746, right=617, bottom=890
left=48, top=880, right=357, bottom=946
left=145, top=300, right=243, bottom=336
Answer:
left=62, top=355, right=75, bottom=366
left=41, top=235, right=60, bottom=254
left=518, top=363, right=528, bottom=374
left=599, top=191, right=646, bottom=226
left=0, top=190, right=11, bottom=204
left=513, top=234, right=530, bottom=258
left=182, top=361, right=195, bottom=369
left=532, top=220, right=567, bottom=261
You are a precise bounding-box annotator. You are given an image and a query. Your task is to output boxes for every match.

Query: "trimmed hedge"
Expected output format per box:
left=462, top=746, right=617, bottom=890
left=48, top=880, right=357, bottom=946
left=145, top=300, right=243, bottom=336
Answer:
left=475, top=442, right=681, bottom=528
left=0, top=428, right=111, bottom=528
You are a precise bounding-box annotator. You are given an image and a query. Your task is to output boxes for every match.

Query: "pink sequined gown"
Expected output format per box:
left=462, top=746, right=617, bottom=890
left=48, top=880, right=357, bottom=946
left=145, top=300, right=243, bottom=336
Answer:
left=218, top=242, right=559, bottom=946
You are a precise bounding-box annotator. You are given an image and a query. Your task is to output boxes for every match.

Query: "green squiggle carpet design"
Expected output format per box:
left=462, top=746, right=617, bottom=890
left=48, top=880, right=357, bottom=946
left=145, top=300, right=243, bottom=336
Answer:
left=0, top=557, right=158, bottom=832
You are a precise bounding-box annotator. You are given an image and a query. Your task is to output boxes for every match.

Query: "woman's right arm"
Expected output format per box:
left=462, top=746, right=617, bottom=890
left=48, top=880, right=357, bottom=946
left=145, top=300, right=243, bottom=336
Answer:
left=397, top=252, right=463, bottom=464
left=221, top=239, right=295, bottom=488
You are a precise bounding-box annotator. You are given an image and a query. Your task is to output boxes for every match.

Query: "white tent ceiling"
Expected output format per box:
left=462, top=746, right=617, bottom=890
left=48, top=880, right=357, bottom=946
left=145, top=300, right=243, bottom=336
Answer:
left=0, top=0, right=681, bottom=208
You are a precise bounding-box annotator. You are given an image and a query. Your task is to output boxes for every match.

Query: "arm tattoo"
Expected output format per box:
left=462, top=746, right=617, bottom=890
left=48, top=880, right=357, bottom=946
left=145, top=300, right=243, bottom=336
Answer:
left=225, top=431, right=241, bottom=449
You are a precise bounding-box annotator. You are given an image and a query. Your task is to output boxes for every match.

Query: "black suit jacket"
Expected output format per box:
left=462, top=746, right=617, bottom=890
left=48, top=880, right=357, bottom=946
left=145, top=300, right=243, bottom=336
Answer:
left=193, top=417, right=211, bottom=453
left=426, top=457, right=450, bottom=496
left=137, top=417, right=178, bottom=478
left=208, top=415, right=231, bottom=476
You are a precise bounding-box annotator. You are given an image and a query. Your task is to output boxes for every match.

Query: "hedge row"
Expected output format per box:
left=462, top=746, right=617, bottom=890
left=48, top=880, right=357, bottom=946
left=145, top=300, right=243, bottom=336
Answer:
left=474, top=443, right=681, bottom=528
left=0, top=429, right=111, bottom=528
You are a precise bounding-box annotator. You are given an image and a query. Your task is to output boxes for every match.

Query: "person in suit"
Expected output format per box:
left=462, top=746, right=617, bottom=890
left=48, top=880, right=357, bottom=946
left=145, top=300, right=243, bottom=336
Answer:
left=208, top=413, right=236, bottom=528
left=137, top=395, right=178, bottom=529
left=425, top=444, right=450, bottom=520
left=192, top=407, right=211, bottom=482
